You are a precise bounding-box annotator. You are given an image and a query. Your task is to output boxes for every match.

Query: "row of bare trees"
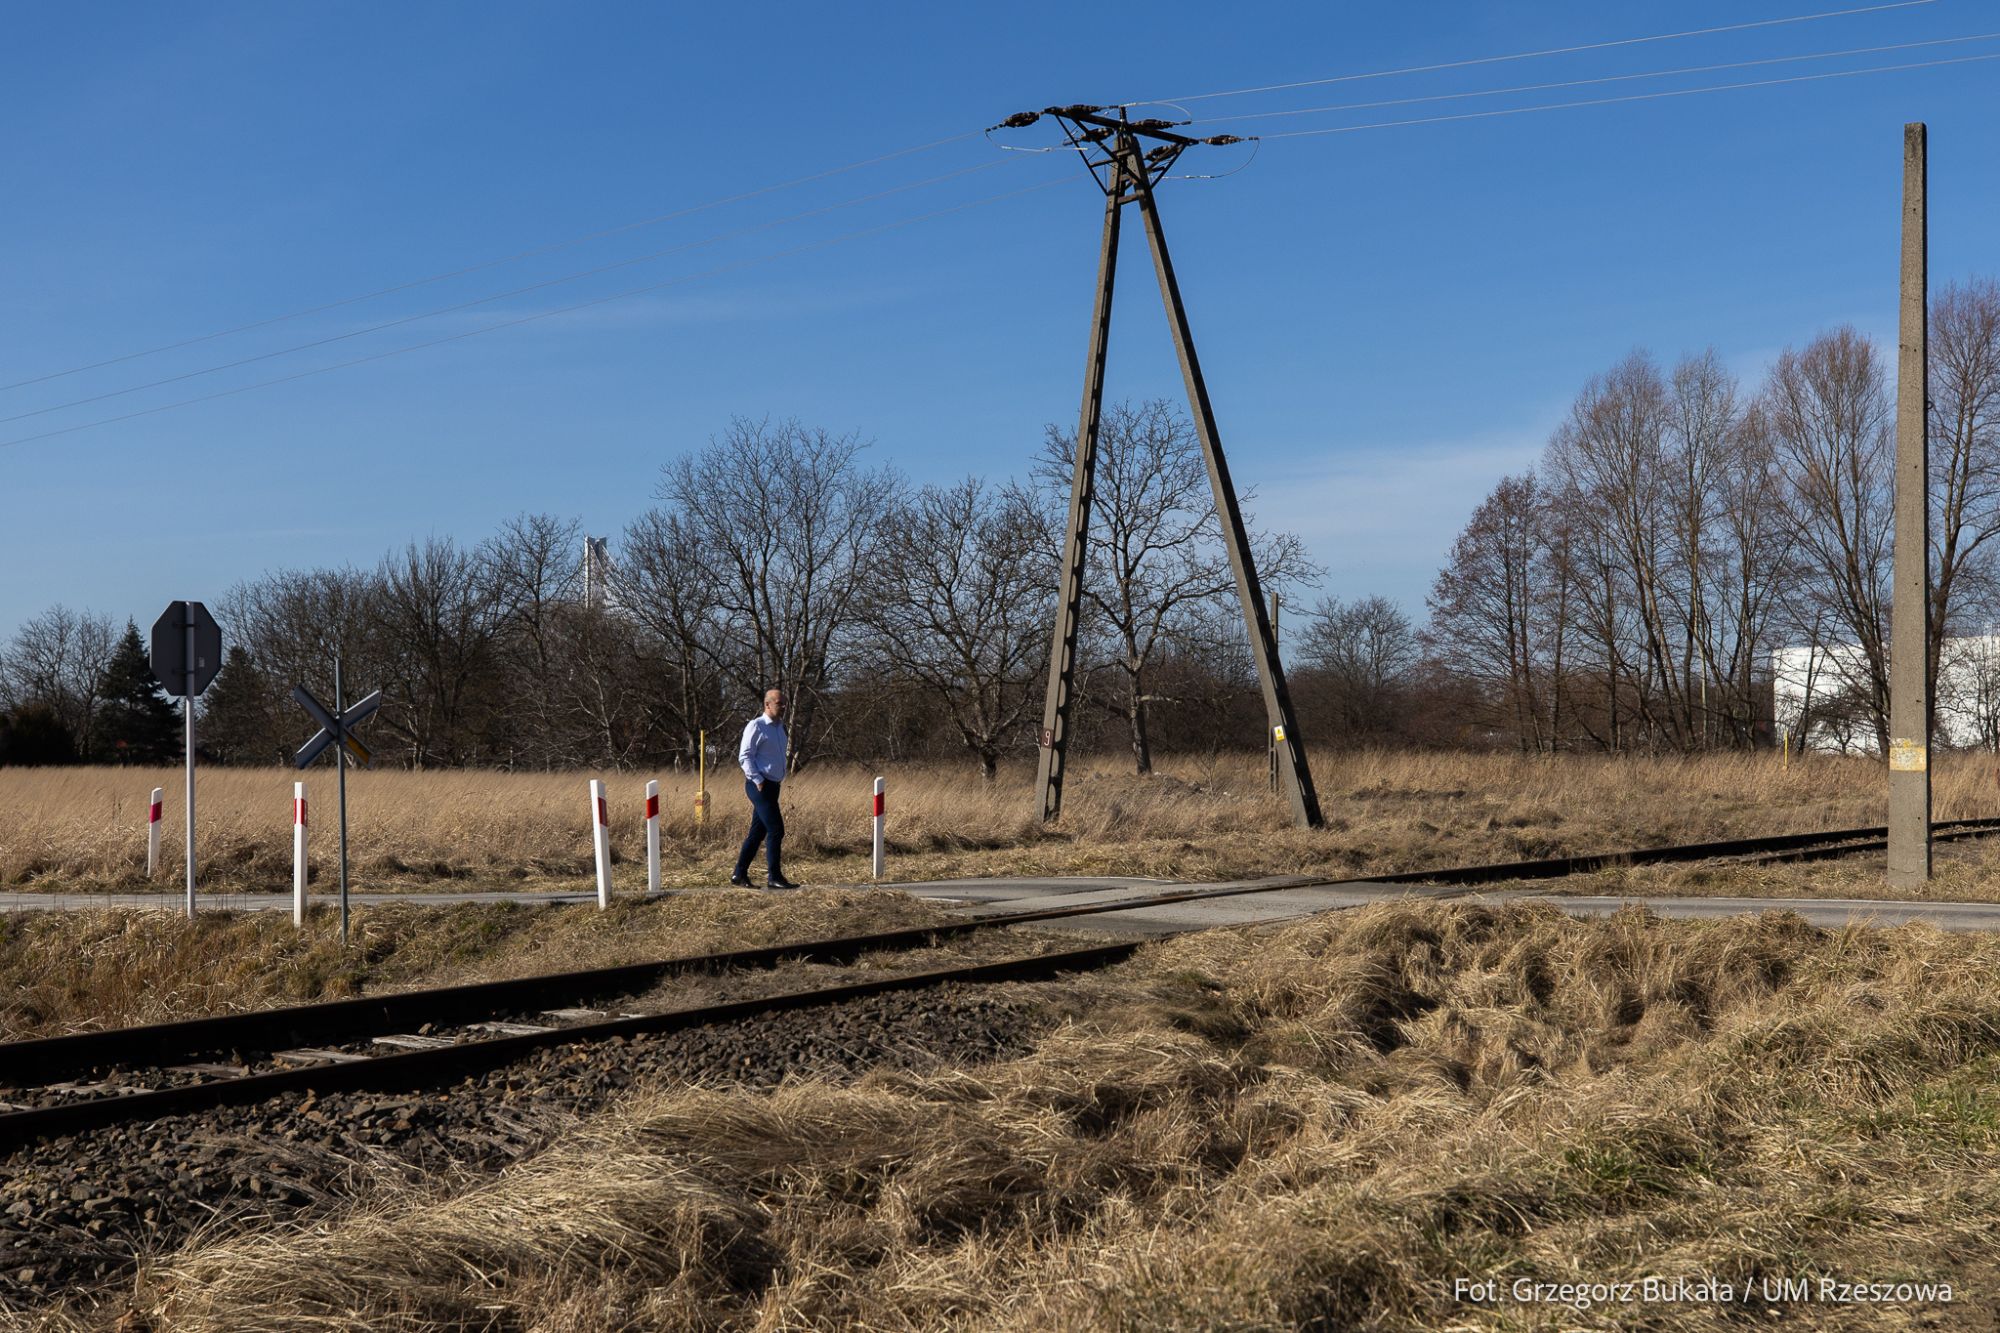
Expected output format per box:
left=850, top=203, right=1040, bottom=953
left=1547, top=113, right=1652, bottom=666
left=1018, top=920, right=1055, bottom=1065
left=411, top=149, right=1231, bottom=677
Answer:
left=1428, top=280, right=2000, bottom=752
left=3, top=405, right=1387, bottom=773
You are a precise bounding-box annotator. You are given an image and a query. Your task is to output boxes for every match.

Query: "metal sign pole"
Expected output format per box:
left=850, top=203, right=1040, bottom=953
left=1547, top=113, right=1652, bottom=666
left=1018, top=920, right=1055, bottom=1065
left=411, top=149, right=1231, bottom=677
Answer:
left=152, top=598, right=220, bottom=915
left=335, top=654, right=352, bottom=946
left=183, top=603, right=196, bottom=918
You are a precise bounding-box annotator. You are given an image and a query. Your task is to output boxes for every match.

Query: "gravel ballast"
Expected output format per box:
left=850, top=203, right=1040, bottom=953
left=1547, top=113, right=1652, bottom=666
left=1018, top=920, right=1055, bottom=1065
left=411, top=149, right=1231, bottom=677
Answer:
left=0, top=980, right=1062, bottom=1315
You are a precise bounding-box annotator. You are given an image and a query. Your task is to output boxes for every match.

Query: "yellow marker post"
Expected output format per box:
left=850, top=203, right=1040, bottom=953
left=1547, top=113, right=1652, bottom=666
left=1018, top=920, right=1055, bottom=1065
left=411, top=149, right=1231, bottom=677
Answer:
left=694, top=729, right=708, bottom=825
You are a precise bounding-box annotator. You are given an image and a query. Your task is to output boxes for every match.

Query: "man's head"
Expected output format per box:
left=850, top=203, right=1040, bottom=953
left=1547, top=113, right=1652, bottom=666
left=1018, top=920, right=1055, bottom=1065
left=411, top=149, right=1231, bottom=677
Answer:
left=763, top=688, right=785, bottom=721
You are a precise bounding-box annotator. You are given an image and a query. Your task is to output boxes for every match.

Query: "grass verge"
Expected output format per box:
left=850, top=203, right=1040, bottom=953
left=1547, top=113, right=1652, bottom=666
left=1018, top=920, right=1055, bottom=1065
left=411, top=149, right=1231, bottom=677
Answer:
left=90, top=901, right=2000, bottom=1332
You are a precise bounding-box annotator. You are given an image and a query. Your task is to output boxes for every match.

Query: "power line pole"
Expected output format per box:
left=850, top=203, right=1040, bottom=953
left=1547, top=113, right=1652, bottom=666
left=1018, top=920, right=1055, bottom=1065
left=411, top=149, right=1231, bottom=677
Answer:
left=1005, top=106, right=1322, bottom=828
left=1034, top=137, right=1128, bottom=823
left=1888, top=120, right=1930, bottom=887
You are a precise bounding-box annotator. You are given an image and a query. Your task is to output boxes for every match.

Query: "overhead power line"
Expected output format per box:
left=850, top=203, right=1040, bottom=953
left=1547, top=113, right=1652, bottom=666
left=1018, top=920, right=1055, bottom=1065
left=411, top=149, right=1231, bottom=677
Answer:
left=0, top=173, right=1069, bottom=452
left=0, top=158, right=1017, bottom=429
left=1127, top=0, right=1939, bottom=106
left=1251, top=51, right=2000, bottom=138
left=0, top=129, right=984, bottom=396
left=1194, top=31, right=2000, bottom=126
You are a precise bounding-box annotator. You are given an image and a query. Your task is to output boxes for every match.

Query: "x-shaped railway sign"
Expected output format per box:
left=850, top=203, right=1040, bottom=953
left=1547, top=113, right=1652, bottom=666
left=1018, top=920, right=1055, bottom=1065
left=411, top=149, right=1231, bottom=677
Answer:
left=293, top=685, right=382, bottom=769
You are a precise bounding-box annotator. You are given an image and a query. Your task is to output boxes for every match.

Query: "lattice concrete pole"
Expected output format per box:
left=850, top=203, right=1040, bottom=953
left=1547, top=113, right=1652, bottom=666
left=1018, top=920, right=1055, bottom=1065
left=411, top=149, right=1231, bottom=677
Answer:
left=146, top=787, right=163, bottom=879
left=590, top=779, right=613, bottom=909
left=1130, top=158, right=1323, bottom=829
left=1035, top=148, right=1128, bottom=825
left=644, top=780, right=661, bottom=896
left=1888, top=121, right=1931, bottom=887
left=293, top=782, right=308, bottom=927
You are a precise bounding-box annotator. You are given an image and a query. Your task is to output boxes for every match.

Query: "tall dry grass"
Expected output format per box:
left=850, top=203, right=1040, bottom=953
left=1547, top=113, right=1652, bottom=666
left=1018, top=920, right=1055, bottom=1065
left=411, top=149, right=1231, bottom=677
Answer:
left=0, top=890, right=950, bottom=1041
left=123, top=901, right=2000, bottom=1331
left=4, top=750, right=1994, bottom=893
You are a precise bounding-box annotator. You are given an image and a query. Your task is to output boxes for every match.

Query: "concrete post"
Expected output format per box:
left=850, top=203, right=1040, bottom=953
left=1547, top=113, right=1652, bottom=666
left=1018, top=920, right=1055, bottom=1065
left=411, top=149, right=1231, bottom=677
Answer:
left=871, top=776, right=885, bottom=880
left=293, top=782, right=308, bottom=928
left=590, top=779, right=612, bottom=909
left=644, top=779, right=661, bottom=896
left=1888, top=121, right=1931, bottom=887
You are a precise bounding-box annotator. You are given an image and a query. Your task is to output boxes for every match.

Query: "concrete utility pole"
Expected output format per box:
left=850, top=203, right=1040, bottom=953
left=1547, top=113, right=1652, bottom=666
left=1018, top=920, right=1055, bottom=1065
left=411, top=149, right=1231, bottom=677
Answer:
left=1034, top=144, right=1127, bottom=823
left=1007, top=105, right=1323, bottom=829
left=1888, top=121, right=1931, bottom=887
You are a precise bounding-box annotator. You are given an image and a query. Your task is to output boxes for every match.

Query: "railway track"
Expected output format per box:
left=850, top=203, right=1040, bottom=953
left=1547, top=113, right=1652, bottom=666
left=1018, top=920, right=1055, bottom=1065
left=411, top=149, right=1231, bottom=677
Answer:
left=4, top=814, right=1997, bottom=1154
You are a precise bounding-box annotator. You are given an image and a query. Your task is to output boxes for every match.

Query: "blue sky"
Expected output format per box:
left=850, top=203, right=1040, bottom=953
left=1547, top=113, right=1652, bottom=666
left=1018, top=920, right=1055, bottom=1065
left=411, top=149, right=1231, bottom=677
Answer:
left=2, top=1, right=1995, bottom=644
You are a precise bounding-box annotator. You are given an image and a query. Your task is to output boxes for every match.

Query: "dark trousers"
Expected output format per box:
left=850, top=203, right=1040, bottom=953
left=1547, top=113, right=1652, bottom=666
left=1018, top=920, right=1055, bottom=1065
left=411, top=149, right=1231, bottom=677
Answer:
left=733, top=778, right=784, bottom=880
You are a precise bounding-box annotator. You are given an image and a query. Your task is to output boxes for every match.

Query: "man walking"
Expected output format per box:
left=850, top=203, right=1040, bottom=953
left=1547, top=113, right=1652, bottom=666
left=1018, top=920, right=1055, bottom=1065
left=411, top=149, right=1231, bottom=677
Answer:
left=731, top=687, right=800, bottom=889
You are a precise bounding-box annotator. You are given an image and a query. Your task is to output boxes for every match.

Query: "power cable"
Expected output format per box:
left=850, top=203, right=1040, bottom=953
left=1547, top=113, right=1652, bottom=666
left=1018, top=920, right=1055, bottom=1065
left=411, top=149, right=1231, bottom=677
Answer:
left=1247, top=51, right=1999, bottom=138
left=0, top=129, right=984, bottom=396
left=1193, top=30, right=2000, bottom=126
left=1127, top=0, right=1939, bottom=106
left=0, top=173, right=1070, bottom=452
left=0, top=158, right=1017, bottom=429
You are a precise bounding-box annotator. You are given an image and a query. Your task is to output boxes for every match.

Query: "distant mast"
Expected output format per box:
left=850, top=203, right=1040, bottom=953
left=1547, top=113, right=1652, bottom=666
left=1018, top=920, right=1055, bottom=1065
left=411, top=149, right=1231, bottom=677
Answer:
left=583, top=536, right=611, bottom=610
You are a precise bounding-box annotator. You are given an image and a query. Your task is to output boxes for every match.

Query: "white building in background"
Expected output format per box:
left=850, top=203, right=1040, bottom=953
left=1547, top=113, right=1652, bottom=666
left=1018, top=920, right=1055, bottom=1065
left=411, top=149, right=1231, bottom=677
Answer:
left=1773, top=634, right=2000, bottom=754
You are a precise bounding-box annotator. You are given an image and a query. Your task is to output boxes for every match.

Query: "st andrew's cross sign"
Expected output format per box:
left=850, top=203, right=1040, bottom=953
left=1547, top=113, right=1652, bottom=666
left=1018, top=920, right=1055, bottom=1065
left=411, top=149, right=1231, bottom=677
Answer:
left=290, top=667, right=380, bottom=946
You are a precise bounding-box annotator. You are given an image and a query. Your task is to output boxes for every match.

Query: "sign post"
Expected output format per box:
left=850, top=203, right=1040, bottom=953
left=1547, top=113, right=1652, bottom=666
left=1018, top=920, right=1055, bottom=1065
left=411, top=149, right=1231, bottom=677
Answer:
left=292, top=659, right=381, bottom=947
left=149, top=601, right=221, bottom=916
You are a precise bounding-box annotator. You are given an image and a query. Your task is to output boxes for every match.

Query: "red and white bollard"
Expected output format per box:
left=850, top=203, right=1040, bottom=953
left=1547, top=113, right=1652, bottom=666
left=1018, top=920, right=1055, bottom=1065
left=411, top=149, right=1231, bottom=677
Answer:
left=589, top=779, right=612, bottom=909
left=644, top=780, right=661, bottom=896
left=146, top=787, right=163, bottom=879
left=292, top=781, right=308, bottom=927
left=871, top=776, right=885, bottom=881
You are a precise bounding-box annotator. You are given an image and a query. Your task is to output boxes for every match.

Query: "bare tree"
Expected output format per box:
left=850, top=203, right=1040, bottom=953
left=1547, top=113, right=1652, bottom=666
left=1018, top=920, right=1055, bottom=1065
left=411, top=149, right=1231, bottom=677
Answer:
left=1546, top=353, right=1683, bottom=748
left=619, top=508, right=731, bottom=761
left=866, top=478, right=1054, bottom=779
left=659, top=417, right=897, bottom=766
left=0, top=605, right=117, bottom=757
left=223, top=566, right=385, bottom=740
left=1425, top=472, right=1555, bottom=750
left=484, top=513, right=583, bottom=767
left=1767, top=327, right=1894, bottom=752
left=1036, top=399, right=1315, bottom=775
left=549, top=599, right=650, bottom=768
left=374, top=537, right=505, bottom=766
left=1299, top=595, right=1418, bottom=742
left=1928, top=279, right=2000, bottom=695
left=1661, top=350, right=1740, bottom=746
left=1709, top=397, right=1795, bottom=743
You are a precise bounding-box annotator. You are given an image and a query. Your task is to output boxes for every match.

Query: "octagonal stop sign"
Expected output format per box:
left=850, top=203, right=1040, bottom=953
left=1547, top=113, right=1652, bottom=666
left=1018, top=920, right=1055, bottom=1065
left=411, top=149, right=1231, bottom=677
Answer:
left=150, top=600, right=223, bottom=698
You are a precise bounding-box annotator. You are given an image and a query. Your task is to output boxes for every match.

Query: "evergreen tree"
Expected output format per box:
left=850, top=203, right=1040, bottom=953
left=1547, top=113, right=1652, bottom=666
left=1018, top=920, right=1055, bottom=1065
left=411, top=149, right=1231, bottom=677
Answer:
left=93, top=622, right=180, bottom=764
left=200, top=646, right=285, bottom=765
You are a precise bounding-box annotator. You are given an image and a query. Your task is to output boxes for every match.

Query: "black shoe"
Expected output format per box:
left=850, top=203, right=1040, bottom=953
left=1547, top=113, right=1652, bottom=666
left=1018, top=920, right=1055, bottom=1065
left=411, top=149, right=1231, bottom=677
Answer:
left=728, top=871, right=754, bottom=888
left=765, top=875, right=801, bottom=890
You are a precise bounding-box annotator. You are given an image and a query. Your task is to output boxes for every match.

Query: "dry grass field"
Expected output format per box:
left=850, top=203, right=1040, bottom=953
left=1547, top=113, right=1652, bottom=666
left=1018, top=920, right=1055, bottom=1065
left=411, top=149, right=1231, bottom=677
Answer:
left=62, top=899, right=2000, bottom=1332
left=6, top=749, right=2000, bottom=897
left=8, top=754, right=2000, bottom=1329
